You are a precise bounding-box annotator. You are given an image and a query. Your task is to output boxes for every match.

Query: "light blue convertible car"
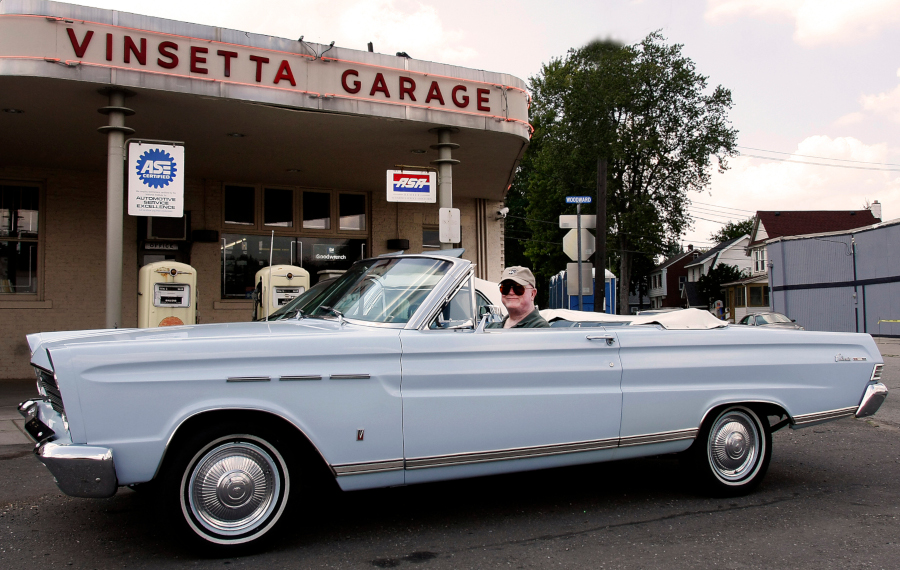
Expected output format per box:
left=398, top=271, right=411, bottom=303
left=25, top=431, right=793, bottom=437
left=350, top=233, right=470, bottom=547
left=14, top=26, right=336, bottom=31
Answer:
left=19, top=251, right=887, bottom=549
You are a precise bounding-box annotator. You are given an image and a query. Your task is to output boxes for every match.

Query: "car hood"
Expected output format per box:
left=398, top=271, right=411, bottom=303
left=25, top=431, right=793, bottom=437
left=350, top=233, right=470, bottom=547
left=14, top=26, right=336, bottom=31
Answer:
left=27, top=319, right=358, bottom=367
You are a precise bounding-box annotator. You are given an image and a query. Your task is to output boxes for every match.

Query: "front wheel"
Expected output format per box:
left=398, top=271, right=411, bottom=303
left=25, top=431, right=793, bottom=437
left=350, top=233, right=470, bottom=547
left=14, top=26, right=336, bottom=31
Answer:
left=692, top=406, right=772, bottom=496
left=163, top=427, right=292, bottom=549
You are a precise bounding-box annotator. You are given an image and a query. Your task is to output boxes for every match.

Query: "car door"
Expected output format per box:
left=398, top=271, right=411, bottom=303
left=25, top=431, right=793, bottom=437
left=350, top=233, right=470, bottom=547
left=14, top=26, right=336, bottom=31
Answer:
left=399, top=285, right=623, bottom=484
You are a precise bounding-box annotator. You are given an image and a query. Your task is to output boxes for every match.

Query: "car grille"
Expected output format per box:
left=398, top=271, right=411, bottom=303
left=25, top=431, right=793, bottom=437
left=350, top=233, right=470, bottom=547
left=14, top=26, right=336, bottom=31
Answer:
left=35, top=366, right=66, bottom=416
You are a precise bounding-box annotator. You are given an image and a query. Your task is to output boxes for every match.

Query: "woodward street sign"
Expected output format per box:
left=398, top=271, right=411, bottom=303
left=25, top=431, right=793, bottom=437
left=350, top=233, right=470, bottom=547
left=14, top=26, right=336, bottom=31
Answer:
left=565, top=196, right=592, bottom=204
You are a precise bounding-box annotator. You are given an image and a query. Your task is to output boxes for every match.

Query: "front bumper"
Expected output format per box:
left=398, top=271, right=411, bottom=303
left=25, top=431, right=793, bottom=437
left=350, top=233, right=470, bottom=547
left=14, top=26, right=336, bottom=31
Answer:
left=18, top=399, right=118, bottom=498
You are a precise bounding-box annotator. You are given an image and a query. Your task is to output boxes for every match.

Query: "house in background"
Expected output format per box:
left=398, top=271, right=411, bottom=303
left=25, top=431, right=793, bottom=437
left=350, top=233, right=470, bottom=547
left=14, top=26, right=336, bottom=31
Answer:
left=723, top=204, right=882, bottom=323
left=648, top=246, right=698, bottom=309
left=767, top=216, right=900, bottom=334
left=681, top=235, right=751, bottom=309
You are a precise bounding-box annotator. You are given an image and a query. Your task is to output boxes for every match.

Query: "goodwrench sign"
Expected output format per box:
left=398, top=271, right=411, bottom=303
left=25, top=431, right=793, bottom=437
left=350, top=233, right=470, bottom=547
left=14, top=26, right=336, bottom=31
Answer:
left=128, top=140, right=185, bottom=217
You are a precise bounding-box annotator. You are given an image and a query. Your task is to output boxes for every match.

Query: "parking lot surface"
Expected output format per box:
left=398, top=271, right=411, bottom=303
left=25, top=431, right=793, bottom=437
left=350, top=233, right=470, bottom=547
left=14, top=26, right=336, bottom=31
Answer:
left=1, top=339, right=898, bottom=569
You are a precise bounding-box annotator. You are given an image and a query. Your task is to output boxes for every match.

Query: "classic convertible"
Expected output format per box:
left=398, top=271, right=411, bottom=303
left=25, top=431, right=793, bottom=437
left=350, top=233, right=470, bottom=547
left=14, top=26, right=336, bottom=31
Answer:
left=18, top=251, right=887, bottom=549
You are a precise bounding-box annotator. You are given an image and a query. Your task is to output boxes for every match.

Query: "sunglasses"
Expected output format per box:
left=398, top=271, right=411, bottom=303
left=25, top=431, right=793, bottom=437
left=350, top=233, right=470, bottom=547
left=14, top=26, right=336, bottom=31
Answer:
left=499, top=282, right=532, bottom=296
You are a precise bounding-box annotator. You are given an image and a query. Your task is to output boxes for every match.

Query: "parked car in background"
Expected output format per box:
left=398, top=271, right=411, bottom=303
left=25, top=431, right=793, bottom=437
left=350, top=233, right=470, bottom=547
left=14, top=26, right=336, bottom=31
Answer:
left=18, top=251, right=886, bottom=551
left=737, top=312, right=804, bottom=330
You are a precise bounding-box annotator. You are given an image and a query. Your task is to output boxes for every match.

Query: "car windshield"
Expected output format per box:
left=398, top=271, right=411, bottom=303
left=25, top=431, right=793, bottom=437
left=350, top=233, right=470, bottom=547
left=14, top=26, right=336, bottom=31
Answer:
left=265, top=278, right=336, bottom=321
left=304, top=257, right=453, bottom=324
left=758, top=313, right=792, bottom=325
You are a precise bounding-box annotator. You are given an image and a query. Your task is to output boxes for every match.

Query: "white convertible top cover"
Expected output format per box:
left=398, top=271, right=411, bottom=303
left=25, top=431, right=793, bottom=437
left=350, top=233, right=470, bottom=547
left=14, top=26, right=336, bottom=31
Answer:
left=540, top=308, right=728, bottom=330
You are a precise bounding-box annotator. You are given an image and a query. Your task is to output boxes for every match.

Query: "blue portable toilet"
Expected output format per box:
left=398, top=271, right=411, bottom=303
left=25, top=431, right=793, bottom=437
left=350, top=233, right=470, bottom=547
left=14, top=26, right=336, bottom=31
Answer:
left=548, top=268, right=617, bottom=313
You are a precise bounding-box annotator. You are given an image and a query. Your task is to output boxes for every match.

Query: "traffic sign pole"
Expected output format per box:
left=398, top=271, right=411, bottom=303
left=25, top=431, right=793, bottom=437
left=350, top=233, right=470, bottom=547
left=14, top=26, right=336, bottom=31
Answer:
left=577, top=203, right=583, bottom=311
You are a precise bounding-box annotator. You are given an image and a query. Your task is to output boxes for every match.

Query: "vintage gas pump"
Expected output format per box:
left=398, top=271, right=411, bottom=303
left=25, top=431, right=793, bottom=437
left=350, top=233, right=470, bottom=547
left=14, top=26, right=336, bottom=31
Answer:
left=253, top=265, right=310, bottom=320
left=138, top=261, right=197, bottom=328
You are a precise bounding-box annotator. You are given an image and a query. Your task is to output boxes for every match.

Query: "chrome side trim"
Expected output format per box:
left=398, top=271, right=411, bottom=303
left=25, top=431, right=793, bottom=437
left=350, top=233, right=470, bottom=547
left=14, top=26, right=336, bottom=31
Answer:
left=404, top=437, right=620, bottom=471
left=226, top=376, right=270, bottom=382
left=279, top=375, right=322, bottom=381
left=330, top=374, right=370, bottom=380
left=792, top=406, right=857, bottom=427
left=618, top=428, right=698, bottom=447
left=871, top=364, right=884, bottom=382
left=332, top=459, right=405, bottom=475
left=856, top=383, right=888, bottom=418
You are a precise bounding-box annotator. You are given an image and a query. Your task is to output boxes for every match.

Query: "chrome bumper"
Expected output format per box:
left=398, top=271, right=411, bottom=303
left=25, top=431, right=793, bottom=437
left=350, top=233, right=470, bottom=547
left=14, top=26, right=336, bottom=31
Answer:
left=18, top=399, right=118, bottom=498
left=856, top=383, right=888, bottom=419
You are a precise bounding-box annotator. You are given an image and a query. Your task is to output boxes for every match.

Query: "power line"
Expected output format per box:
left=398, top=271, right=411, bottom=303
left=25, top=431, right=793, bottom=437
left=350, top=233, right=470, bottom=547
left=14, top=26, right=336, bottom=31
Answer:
left=689, top=206, right=742, bottom=220
left=690, top=201, right=755, bottom=214
left=737, top=145, right=900, bottom=167
left=739, top=153, right=900, bottom=172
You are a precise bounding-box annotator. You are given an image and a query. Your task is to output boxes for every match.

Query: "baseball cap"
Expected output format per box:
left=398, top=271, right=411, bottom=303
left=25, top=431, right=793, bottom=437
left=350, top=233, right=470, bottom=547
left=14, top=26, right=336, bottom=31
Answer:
left=500, top=266, right=536, bottom=288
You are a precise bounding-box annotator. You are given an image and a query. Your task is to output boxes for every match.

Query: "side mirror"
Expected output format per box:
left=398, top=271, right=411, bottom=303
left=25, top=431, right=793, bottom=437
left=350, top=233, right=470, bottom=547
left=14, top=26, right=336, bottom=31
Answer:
left=475, top=305, right=504, bottom=333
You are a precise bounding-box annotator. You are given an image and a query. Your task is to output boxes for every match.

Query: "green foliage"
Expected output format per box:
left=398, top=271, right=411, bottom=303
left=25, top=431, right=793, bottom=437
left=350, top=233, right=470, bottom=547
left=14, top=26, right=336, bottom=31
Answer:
left=709, top=218, right=754, bottom=243
left=505, top=32, right=738, bottom=312
left=696, top=263, right=743, bottom=309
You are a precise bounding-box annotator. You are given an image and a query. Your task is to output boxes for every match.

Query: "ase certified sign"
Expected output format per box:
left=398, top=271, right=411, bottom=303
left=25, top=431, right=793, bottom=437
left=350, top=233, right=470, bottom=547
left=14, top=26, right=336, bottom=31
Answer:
left=128, top=140, right=185, bottom=217
left=386, top=170, right=437, bottom=203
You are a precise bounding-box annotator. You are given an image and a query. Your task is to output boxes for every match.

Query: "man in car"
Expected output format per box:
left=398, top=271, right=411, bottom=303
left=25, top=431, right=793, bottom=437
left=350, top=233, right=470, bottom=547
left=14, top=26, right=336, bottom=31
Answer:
left=489, top=266, right=550, bottom=329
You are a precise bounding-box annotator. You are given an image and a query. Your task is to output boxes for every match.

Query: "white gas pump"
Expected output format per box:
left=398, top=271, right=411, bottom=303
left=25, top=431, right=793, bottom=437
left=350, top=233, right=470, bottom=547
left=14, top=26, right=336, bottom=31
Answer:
left=138, top=261, right=197, bottom=328
left=253, top=265, right=310, bottom=320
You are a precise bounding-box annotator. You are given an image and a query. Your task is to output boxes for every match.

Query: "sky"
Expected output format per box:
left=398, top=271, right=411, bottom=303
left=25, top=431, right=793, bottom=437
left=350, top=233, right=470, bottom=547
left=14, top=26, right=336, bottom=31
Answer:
left=67, top=0, right=900, bottom=249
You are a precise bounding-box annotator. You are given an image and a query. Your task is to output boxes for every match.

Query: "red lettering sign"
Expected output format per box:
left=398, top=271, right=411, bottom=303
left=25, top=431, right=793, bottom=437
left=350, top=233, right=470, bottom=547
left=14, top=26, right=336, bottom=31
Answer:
left=451, top=85, right=468, bottom=108
left=105, top=33, right=112, bottom=61
left=370, top=73, right=390, bottom=97
left=65, top=28, right=93, bottom=58
left=476, top=88, right=490, bottom=112
left=399, top=76, right=416, bottom=101
left=249, top=55, right=269, bottom=83
left=124, top=36, right=147, bottom=65
left=217, top=50, right=237, bottom=77
left=157, top=41, right=179, bottom=69
left=342, top=69, right=361, bottom=93
left=274, top=60, right=296, bottom=86
left=190, top=46, right=208, bottom=74
left=425, top=81, right=444, bottom=105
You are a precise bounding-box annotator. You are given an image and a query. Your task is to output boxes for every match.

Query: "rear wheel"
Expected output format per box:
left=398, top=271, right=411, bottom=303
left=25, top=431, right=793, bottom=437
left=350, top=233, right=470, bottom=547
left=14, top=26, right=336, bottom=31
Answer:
left=693, top=405, right=772, bottom=496
left=162, top=425, right=292, bottom=549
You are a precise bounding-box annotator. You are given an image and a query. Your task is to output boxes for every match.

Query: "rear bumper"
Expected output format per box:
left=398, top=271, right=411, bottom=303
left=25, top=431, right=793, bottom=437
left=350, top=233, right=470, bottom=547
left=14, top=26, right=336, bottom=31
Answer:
left=18, top=399, right=118, bottom=498
left=856, top=383, right=888, bottom=419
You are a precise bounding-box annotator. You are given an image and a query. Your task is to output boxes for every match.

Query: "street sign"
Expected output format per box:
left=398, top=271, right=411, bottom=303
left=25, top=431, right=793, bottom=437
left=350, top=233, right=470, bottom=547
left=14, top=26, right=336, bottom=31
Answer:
left=559, top=215, right=596, bottom=229
left=439, top=207, right=460, bottom=243
left=567, top=262, right=594, bottom=296
left=563, top=228, right=595, bottom=261
left=566, top=196, right=592, bottom=204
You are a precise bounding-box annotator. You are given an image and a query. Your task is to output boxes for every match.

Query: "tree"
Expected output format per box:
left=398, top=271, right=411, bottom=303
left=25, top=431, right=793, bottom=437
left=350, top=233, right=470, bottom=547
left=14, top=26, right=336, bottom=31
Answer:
left=709, top=218, right=754, bottom=243
left=509, top=33, right=738, bottom=313
left=696, top=263, right=743, bottom=310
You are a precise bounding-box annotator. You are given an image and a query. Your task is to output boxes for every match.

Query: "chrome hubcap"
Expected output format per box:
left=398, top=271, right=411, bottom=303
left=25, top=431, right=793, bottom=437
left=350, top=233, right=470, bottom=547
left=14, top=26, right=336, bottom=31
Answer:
left=708, top=410, right=760, bottom=482
left=187, top=441, right=281, bottom=536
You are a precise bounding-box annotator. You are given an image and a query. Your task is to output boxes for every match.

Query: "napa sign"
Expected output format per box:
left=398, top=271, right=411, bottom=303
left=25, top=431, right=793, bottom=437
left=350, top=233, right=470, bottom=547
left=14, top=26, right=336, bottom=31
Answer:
left=128, top=140, right=185, bottom=218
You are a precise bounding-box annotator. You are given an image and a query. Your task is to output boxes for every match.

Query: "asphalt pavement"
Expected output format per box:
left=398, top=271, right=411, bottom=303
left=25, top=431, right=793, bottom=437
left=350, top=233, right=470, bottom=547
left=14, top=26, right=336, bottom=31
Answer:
left=0, top=338, right=898, bottom=569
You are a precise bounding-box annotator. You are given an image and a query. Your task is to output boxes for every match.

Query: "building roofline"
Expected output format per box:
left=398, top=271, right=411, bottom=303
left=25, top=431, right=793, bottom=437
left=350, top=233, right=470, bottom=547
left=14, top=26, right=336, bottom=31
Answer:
left=764, top=217, right=900, bottom=244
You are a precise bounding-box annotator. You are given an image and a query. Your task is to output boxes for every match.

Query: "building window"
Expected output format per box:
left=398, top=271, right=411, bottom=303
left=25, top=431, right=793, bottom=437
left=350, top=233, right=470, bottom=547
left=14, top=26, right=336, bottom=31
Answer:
left=221, top=234, right=367, bottom=298
left=224, top=185, right=255, bottom=226
left=734, top=286, right=746, bottom=307
left=679, top=275, right=686, bottom=291
left=264, top=188, right=293, bottom=228
left=0, top=184, right=39, bottom=294
left=753, top=248, right=767, bottom=273
left=422, top=227, right=440, bottom=249
left=749, top=285, right=770, bottom=307
left=339, top=193, right=366, bottom=231
left=302, top=191, right=331, bottom=230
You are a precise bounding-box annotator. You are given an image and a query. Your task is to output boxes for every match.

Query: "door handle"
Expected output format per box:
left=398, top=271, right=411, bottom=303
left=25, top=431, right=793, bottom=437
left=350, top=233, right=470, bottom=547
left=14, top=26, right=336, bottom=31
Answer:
left=586, top=335, right=615, bottom=346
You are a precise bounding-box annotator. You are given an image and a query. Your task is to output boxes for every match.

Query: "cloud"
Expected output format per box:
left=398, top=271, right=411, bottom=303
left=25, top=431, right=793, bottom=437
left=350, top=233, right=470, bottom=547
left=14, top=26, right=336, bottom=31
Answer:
left=705, top=0, right=900, bottom=46
left=859, top=85, right=900, bottom=123
left=685, top=136, right=900, bottom=244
